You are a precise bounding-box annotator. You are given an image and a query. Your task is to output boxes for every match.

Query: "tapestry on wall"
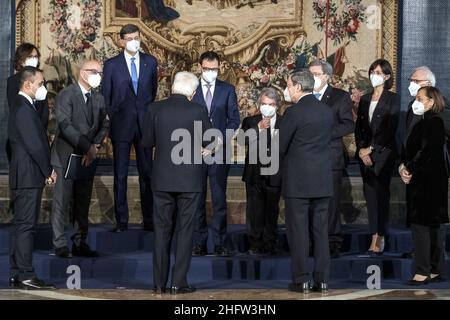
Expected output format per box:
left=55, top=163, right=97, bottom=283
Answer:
left=15, top=0, right=399, bottom=160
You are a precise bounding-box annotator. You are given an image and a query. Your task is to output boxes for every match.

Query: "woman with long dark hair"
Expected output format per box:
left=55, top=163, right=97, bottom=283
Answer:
left=355, top=59, right=400, bottom=256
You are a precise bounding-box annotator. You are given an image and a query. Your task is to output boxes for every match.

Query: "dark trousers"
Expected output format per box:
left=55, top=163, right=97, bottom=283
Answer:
left=152, top=191, right=200, bottom=289
left=361, top=166, right=392, bottom=236
left=245, top=181, right=281, bottom=250
left=328, top=169, right=343, bottom=250
left=411, top=224, right=446, bottom=276
left=51, top=167, right=94, bottom=248
left=112, top=130, right=153, bottom=226
left=10, top=188, right=42, bottom=280
left=193, top=164, right=229, bottom=247
left=285, top=197, right=330, bottom=283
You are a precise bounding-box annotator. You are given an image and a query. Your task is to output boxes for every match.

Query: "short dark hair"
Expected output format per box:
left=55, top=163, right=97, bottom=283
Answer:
left=199, top=51, right=220, bottom=64
left=120, top=24, right=140, bottom=39
left=369, top=59, right=394, bottom=90
left=418, top=86, right=446, bottom=113
left=19, top=66, right=42, bottom=89
left=14, top=43, right=40, bottom=71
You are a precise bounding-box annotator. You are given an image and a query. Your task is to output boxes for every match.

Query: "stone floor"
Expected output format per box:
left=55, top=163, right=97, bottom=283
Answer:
left=0, top=288, right=448, bottom=300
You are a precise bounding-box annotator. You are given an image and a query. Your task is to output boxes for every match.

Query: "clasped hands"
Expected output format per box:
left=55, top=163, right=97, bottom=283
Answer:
left=399, top=164, right=412, bottom=185
left=359, top=147, right=373, bottom=167
left=81, top=144, right=101, bottom=167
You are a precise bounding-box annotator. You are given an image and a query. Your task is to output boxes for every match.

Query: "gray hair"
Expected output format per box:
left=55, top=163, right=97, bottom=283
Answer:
left=411, top=66, right=436, bottom=86
left=258, top=87, right=282, bottom=107
left=291, top=69, right=315, bottom=93
left=172, top=71, right=199, bottom=97
left=309, top=59, right=333, bottom=77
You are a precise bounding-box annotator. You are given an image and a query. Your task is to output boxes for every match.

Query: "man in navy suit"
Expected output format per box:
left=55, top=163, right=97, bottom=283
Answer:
left=101, top=24, right=158, bottom=232
left=192, top=51, right=240, bottom=256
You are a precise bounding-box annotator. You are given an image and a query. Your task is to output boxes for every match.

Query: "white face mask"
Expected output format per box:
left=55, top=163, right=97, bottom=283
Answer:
left=412, top=100, right=425, bottom=116
left=313, top=76, right=322, bottom=90
left=34, top=85, right=48, bottom=101
left=370, top=74, right=385, bottom=88
left=23, top=57, right=39, bottom=68
left=87, top=73, right=102, bottom=89
left=260, top=104, right=276, bottom=118
left=408, top=82, right=422, bottom=97
left=126, top=39, right=140, bottom=53
left=202, top=70, right=218, bottom=84
left=283, top=87, right=292, bottom=103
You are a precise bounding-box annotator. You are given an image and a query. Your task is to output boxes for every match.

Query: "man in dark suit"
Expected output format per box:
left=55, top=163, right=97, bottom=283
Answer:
left=101, top=24, right=158, bottom=232
left=239, top=87, right=283, bottom=255
left=142, top=72, right=213, bottom=294
left=309, top=60, right=354, bottom=258
left=192, top=51, right=240, bottom=256
left=51, top=60, right=109, bottom=258
left=8, top=67, right=56, bottom=290
left=280, top=70, right=334, bottom=294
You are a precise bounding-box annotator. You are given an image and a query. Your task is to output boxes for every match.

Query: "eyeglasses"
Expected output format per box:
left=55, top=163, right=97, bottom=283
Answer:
left=83, top=69, right=103, bottom=76
left=409, top=78, right=429, bottom=84
left=202, top=67, right=219, bottom=72
left=311, top=73, right=324, bottom=77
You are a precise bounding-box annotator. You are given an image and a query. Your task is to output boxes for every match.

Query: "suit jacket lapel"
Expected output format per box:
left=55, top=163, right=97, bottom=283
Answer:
left=195, top=82, right=207, bottom=107
left=210, top=80, right=221, bottom=116
left=74, top=84, right=92, bottom=126
left=370, top=89, right=389, bottom=129
left=321, top=85, right=333, bottom=106
left=119, top=52, right=134, bottom=94
left=137, top=55, right=147, bottom=96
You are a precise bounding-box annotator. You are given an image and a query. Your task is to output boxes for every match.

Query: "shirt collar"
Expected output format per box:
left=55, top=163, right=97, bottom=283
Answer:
left=297, top=93, right=313, bottom=103
left=314, top=84, right=329, bottom=98
left=124, top=50, right=140, bottom=62
left=18, top=91, right=34, bottom=106
left=78, top=82, right=90, bottom=96
left=201, top=77, right=216, bottom=87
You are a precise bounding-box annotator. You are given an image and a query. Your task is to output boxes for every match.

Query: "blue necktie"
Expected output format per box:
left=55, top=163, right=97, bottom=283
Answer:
left=205, top=84, right=213, bottom=114
left=131, top=57, right=138, bottom=95
left=314, top=93, right=321, bottom=100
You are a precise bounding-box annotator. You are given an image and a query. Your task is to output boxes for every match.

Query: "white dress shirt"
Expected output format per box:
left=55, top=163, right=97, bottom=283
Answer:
left=78, top=82, right=90, bottom=103
left=369, top=101, right=379, bottom=123
left=124, top=50, right=140, bottom=78
left=201, top=78, right=216, bottom=100
left=259, top=114, right=277, bottom=137
left=313, top=84, right=329, bottom=101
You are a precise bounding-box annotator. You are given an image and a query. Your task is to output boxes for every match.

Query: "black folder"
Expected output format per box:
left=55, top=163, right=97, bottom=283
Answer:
left=64, top=154, right=98, bottom=180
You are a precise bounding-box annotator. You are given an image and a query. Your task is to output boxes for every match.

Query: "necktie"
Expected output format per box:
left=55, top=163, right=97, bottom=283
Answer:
left=205, top=84, right=213, bottom=114
left=85, top=92, right=94, bottom=124
left=314, top=93, right=321, bottom=100
left=85, top=92, right=91, bottom=105
left=131, top=57, right=138, bottom=95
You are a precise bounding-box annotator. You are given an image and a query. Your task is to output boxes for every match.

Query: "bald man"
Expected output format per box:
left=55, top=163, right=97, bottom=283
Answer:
left=50, top=60, right=109, bottom=258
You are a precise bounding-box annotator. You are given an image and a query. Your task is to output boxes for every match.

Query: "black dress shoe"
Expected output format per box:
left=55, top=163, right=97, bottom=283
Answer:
left=153, top=286, right=166, bottom=294
left=248, top=247, right=263, bottom=256
left=214, top=245, right=231, bottom=257
left=55, top=246, right=71, bottom=258
left=170, top=285, right=196, bottom=295
left=111, top=224, right=128, bottom=233
left=406, top=277, right=431, bottom=286
left=288, top=282, right=310, bottom=294
left=263, top=244, right=280, bottom=256
left=192, top=245, right=207, bottom=256
left=19, top=278, right=56, bottom=290
left=72, top=242, right=99, bottom=257
left=9, top=275, right=19, bottom=288
left=430, top=275, right=446, bottom=283
left=312, top=282, right=329, bottom=293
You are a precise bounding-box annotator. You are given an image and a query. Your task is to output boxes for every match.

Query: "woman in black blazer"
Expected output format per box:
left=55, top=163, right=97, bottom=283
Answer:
left=355, top=59, right=400, bottom=255
left=399, top=87, right=448, bottom=285
left=7, top=43, right=48, bottom=126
